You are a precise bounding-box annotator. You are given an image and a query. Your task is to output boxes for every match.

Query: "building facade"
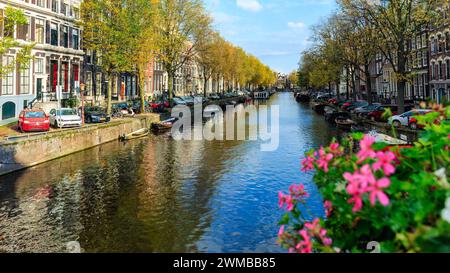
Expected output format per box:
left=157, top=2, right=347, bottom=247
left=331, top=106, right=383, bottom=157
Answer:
left=429, top=10, right=450, bottom=104
left=0, top=0, right=83, bottom=125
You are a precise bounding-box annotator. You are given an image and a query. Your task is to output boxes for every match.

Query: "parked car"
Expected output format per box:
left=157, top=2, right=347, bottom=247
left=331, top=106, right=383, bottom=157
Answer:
left=150, top=100, right=169, bottom=112
left=83, top=106, right=111, bottom=124
left=49, top=108, right=82, bottom=128
left=193, top=95, right=208, bottom=104
left=388, top=109, right=432, bottom=128
left=173, top=97, right=188, bottom=106
left=132, top=100, right=152, bottom=114
left=348, top=101, right=369, bottom=112
left=367, top=105, right=414, bottom=122
left=354, top=103, right=381, bottom=116
left=17, top=109, right=50, bottom=133
left=180, top=96, right=195, bottom=106
left=208, top=93, right=221, bottom=100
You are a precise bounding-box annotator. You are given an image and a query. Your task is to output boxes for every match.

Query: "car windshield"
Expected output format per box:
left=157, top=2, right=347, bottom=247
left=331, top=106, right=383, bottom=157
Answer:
left=25, top=111, right=45, bottom=118
left=57, top=109, right=77, bottom=116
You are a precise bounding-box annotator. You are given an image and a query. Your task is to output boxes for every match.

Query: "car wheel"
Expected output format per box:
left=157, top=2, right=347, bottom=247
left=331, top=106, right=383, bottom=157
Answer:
left=393, top=120, right=401, bottom=128
left=409, top=122, right=418, bottom=130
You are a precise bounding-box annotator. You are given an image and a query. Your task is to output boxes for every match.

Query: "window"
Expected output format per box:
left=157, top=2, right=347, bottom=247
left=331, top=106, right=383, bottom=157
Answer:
left=86, top=72, right=92, bottom=96
left=439, top=61, right=443, bottom=79
left=35, top=58, right=44, bottom=74
left=446, top=33, right=450, bottom=51
left=422, top=34, right=427, bottom=49
left=50, top=23, right=58, bottom=46
left=35, top=19, right=45, bottom=44
left=61, top=25, right=68, bottom=48
left=447, top=60, right=450, bottom=79
left=60, top=1, right=67, bottom=16
left=72, top=28, right=79, bottom=50
left=1, top=56, right=14, bottom=95
left=20, top=66, right=31, bottom=94
left=52, top=0, right=58, bottom=13
left=438, top=35, right=443, bottom=53
left=36, top=0, right=45, bottom=8
left=16, top=17, right=30, bottom=40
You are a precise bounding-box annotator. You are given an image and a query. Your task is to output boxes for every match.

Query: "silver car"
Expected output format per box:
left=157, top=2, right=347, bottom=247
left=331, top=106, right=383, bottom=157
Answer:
left=49, top=108, right=83, bottom=128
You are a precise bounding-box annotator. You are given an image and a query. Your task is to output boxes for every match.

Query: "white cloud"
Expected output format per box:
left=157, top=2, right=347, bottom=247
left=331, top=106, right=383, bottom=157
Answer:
left=236, top=0, right=262, bottom=12
left=287, top=21, right=305, bottom=30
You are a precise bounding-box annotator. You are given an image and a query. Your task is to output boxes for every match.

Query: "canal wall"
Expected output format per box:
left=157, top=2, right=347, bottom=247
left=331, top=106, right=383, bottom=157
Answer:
left=0, top=114, right=160, bottom=176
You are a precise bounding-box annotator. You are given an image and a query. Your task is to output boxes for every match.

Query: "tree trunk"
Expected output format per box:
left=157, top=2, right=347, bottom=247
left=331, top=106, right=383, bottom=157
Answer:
left=346, top=66, right=350, bottom=100
left=138, top=68, right=145, bottom=114
left=168, top=71, right=174, bottom=107
left=397, top=49, right=406, bottom=114
left=107, top=73, right=112, bottom=115
left=364, top=62, right=372, bottom=104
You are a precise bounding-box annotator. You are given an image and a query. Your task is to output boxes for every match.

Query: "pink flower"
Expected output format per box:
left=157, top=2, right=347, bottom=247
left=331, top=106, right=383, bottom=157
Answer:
left=317, top=147, right=334, bottom=173
left=296, top=229, right=313, bottom=253
left=373, top=151, right=396, bottom=176
left=301, top=156, right=315, bottom=172
left=344, top=164, right=391, bottom=212
left=324, top=200, right=333, bottom=217
left=304, top=218, right=320, bottom=231
left=278, top=192, right=294, bottom=211
left=368, top=177, right=391, bottom=206
left=289, top=184, right=309, bottom=198
left=357, top=135, right=377, bottom=163
left=278, top=225, right=285, bottom=238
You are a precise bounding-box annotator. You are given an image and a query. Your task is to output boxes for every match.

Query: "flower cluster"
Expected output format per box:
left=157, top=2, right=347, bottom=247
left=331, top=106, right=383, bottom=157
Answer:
left=344, top=165, right=391, bottom=212
left=343, top=135, right=397, bottom=212
left=289, top=219, right=332, bottom=253
left=278, top=184, right=309, bottom=211
left=301, top=142, right=344, bottom=173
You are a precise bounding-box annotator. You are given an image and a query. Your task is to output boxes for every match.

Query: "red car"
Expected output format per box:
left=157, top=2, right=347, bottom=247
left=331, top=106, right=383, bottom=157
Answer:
left=18, top=109, right=50, bottom=133
left=367, top=105, right=413, bottom=122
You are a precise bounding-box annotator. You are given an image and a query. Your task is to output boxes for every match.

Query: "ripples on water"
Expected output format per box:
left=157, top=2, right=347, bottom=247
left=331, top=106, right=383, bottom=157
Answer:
left=0, top=93, right=338, bottom=253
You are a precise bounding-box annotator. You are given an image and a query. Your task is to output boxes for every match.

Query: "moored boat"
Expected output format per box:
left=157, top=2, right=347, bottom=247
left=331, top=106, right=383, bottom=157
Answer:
left=119, top=128, right=149, bottom=141
left=151, top=117, right=178, bottom=133
left=335, top=117, right=356, bottom=130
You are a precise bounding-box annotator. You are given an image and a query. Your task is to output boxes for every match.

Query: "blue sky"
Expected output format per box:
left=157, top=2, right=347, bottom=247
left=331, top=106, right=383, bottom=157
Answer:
left=203, top=0, right=337, bottom=74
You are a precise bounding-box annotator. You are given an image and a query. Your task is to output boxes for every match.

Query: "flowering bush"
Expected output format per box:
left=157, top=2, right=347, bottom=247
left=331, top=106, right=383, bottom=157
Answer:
left=278, top=105, right=450, bottom=253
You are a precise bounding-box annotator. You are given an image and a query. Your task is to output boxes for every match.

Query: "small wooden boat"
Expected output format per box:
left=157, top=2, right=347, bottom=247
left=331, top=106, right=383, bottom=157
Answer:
left=367, top=131, right=408, bottom=145
left=120, top=128, right=149, bottom=141
left=335, top=117, right=356, bottom=130
left=151, top=117, right=178, bottom=133
left=296, top=92, right=311, bottom=103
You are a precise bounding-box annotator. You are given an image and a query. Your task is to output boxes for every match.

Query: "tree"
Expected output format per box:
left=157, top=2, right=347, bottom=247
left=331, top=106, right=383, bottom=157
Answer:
left=196, top=31, right=223, bottom=96
left=155, top=0, right=212, bottom=105
left=81, top=0, right=136, bottom=114
left=340, top=0, right=440, bottom=113
left=125, top=0, right=159, bottom=113
left=0, top=6, right=35, bottom=77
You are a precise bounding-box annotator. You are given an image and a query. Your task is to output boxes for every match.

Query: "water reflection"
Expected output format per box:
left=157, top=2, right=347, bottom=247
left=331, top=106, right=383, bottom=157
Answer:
left=0, top=93, right=338, bottom=253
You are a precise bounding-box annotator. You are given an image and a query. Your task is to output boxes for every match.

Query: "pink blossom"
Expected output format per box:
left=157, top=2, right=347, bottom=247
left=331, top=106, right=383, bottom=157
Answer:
left=301, top=156, right=315, bottom=172
left=317, top=147, right=334, bottom=173
left=324, top=200, right=333, bottom=217
left=289, top=184, right=309, bottom=198
left=278, top=192, right=294, bottom=211
left=296, top=229, right=313, bottom=253
left=357, top=135, right=377, bottom=163
left=373, top=151, right=396, bottom=176
left=278, top=225, right=285, bottom=238
left=368, top=177, right=391, bottom=206
left=344, top=164, right=391, bottom=212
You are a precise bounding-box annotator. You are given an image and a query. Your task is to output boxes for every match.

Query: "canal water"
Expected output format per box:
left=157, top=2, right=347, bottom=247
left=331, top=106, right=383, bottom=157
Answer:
left=0, top=92, right=338, bottom=253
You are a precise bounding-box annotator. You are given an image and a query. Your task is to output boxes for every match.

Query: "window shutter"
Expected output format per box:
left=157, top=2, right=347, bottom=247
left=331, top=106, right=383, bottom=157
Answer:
left=30, top=17, right=35, bottom=41
left=45, top=20, right=50, bottom=44
left=60, top=25, right=64, bottom=46
left=68, top=26, right=73, bottom=48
